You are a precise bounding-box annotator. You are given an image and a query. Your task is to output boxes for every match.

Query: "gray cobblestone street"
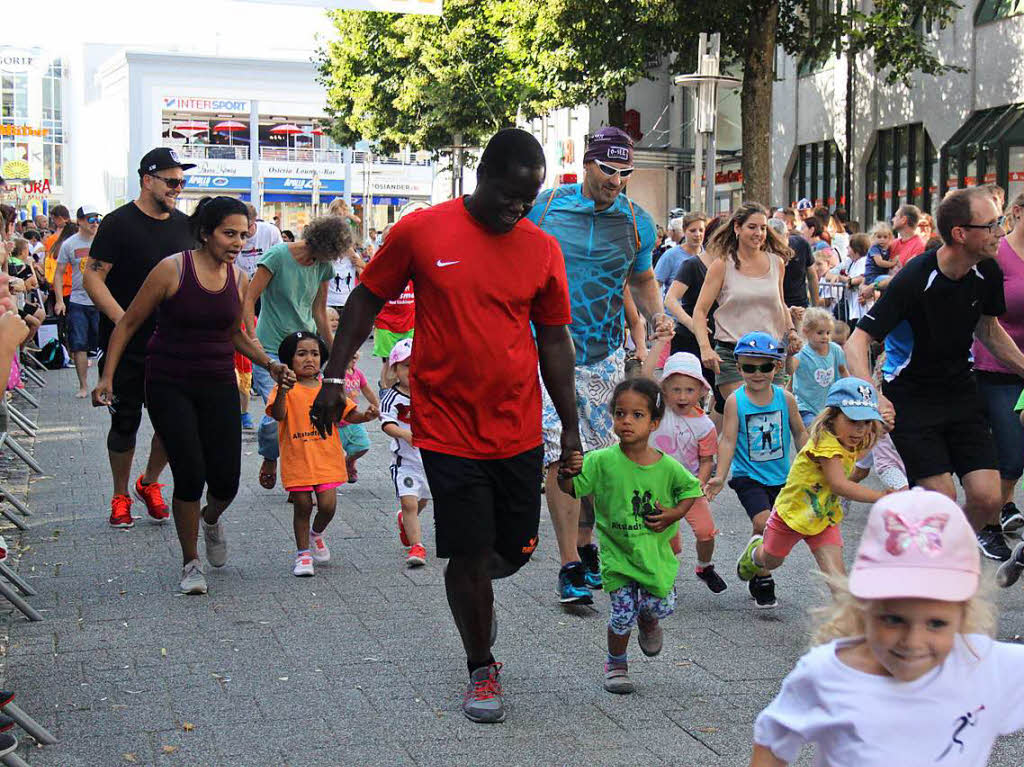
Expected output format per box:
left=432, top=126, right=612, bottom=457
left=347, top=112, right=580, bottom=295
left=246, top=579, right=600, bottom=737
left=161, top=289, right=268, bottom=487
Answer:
left=2, top=352, right=1023, bottom=766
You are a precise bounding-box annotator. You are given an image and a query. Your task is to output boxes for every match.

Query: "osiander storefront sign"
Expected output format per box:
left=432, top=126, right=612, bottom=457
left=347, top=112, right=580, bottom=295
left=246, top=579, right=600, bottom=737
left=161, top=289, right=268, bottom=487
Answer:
left=0, top=126, right=49, bottom=138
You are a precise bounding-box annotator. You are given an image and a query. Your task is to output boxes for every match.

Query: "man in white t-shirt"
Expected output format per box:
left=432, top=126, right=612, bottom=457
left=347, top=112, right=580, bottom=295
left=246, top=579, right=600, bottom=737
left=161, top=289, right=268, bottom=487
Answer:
left=55, top=204, right=102, bottom=398
left=237, top=204, right=283, bottom=278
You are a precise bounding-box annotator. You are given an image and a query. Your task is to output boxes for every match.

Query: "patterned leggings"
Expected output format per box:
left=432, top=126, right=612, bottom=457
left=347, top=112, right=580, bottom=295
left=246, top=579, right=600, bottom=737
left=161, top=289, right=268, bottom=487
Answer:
left=608, top=583, right=677, bottom=636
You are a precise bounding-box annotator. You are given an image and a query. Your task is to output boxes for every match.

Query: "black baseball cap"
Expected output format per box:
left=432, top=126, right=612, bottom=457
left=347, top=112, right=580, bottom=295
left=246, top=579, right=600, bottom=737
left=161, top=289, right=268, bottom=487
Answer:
left=138, top=147, right=195, bottom=174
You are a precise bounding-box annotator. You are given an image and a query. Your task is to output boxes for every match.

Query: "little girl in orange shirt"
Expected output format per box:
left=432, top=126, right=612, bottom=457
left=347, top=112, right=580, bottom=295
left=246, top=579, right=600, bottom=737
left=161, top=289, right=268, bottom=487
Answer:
left=269, top=331, right=378, bottom=577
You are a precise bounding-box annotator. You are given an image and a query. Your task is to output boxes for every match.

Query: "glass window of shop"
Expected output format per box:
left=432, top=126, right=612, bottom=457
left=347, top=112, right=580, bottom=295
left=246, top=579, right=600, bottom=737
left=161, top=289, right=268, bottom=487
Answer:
left=940, top=104, right=1024, bottom=203
left=1, top=72, right=28, bottom=119
left=787, top=140, right=844, bottom=207
left=864, top=124, right=936, bottom=222
left=975, top=0, right=1024, bottom=25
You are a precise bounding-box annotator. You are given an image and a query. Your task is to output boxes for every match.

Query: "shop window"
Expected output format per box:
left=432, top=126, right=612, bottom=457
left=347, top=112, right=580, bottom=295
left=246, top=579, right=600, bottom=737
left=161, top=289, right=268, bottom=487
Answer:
left=975, top=0, right=1024, bottom=25
left=788, top=140, right=844, bottom=208
left=797, top=0, right=838, bottom=77
left=1009, top=146, right=1024, bottom=204
left=865, top=124, right=937, bottom=223
left=1, top=73, right=28, bottom=120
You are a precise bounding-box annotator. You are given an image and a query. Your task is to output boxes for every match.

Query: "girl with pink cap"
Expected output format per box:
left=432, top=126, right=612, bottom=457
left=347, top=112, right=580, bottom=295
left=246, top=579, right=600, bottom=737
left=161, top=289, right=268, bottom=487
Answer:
left=751, top=489, right=1024, bottom=766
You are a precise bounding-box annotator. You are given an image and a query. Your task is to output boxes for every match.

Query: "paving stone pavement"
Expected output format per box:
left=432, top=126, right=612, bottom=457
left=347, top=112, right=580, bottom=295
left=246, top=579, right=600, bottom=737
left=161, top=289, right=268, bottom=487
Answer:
left=2, top=351, right=1023, bottom=766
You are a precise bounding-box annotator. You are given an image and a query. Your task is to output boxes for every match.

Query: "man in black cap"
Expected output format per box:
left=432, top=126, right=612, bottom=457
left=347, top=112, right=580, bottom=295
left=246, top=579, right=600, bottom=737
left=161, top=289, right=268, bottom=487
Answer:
left=84, top=148, right=196, bottom=530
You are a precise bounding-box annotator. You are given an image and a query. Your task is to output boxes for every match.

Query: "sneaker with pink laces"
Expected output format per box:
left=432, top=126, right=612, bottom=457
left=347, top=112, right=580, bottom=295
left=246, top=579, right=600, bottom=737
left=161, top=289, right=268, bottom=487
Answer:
left=133, top=476, right=169, bottom=523
left=406, top=543, right=426, bottom=567
left=310, top=532, right=330, bottom=563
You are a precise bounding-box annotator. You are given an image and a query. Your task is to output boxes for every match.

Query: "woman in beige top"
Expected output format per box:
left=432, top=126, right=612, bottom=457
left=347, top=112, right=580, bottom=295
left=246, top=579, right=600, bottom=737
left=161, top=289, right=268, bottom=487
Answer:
left=692, top=202, right=799, bottom=402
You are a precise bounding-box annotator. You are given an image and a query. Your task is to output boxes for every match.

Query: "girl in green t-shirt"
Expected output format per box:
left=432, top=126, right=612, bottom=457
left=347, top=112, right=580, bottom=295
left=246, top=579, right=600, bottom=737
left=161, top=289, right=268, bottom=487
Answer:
left=560, top=377, right=703, bottom=695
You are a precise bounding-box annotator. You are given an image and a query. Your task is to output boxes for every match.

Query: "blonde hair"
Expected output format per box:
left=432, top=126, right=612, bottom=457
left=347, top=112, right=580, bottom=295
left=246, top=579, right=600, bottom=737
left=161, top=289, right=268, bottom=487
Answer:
left=807, top=405, right=882, bottom=456
left=811, top=573, right=996, bottom=647
left=870, top=221, right=893, bottom=238
left=801, top=307, right=834, bottom=336
left=707, top=201, right=793, bottom=268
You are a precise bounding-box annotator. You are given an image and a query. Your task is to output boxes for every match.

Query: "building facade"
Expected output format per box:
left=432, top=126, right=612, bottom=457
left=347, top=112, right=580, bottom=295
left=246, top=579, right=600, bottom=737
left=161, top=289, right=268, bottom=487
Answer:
left=772, top=0, right=1024, bottom=227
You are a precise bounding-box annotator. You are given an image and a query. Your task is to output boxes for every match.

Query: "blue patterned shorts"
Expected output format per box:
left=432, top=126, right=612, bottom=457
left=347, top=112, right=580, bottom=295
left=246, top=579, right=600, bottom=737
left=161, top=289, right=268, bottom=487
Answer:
left=608, top=583, right=677, bottom=636
left=541, top=348, right=625, bottom=467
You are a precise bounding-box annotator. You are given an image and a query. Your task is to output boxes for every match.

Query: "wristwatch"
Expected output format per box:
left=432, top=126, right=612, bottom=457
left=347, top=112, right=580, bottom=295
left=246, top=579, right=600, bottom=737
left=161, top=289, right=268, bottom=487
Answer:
left=322, top=377, right=345, bottom=386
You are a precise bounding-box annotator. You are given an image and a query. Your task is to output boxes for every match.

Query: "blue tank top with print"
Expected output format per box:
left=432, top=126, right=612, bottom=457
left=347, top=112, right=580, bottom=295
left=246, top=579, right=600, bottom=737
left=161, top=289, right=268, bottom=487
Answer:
left=732, top=384, right=791, bottom=487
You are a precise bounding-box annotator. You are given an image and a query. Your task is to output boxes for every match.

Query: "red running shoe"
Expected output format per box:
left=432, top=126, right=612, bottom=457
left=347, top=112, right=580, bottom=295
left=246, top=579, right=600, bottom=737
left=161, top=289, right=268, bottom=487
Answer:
left=397, top=510, right=410, bottom=546
left=133, top=476, right=169, bottom=523
left=109, top=494, right=134, bottom=528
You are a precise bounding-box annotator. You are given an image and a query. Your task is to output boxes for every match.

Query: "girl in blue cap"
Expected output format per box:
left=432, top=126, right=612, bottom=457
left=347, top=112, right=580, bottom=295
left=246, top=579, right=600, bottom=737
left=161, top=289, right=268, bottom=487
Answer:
left=735, top=377, right=891, bottom=595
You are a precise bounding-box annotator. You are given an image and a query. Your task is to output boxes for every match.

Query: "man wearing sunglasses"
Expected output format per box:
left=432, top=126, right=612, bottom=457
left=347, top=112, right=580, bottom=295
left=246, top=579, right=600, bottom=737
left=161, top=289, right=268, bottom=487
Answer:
left=84, top=147, right=196, bottom=530
left=847, top=186, right=1024, bottom=563
left=527, top=126, right=669, bottom=606
left=54, top=204, right=103, bottom=398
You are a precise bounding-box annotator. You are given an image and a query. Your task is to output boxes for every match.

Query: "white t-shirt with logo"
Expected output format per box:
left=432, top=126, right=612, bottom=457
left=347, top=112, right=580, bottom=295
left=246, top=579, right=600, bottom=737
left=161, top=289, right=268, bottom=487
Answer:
left=754, top=634, right=1024, bottom=766
left=327, top=256, right=357, bottom=308
left=379, top=384, right=422, bottom=466
left=237, top=221, right=282, bottom=278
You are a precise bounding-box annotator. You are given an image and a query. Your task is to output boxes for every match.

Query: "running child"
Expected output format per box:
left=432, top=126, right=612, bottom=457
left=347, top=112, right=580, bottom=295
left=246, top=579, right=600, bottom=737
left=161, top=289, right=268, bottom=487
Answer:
left=704, top=332, right=807, bottom=607
left=736, top=378, right=890, bottom=596
left=751, top=489, right=1024, bottom=766
left=791, top=308, right=849, bottom=426
left=382, top=338, right=432, bottom=567
left=648, top=352, right=727, bottom=593
left=338, top=349, right=378, bottom=482
left=862, top=222, right=897, bottom=285
left=268, top=331, right=378, bottom=577
left=560, top=377, right=702, bottom=695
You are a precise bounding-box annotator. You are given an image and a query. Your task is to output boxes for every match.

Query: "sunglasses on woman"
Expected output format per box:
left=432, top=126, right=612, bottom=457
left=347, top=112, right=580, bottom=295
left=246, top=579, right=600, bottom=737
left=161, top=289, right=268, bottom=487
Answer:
left=594, top=160, right=635, bottom=179
left=740, top=362, right=777, bottom=374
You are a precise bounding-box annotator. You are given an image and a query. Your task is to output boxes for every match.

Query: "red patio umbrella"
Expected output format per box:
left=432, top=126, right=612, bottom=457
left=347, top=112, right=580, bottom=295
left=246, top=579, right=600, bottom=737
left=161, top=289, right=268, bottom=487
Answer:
left=270, top=124, right=303, bottom=152
left=214, top=120, right=248, bottom=146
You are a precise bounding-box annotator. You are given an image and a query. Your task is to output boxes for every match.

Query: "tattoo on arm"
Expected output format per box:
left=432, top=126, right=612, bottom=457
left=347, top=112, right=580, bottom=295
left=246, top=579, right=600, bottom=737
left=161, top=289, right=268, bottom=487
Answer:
left=89, top=260, right=110, bottom=272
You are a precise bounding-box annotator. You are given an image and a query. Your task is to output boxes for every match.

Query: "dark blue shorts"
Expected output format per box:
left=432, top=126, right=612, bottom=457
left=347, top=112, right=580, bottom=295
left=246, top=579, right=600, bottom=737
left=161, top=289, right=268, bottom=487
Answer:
left=728, top=475, right=784, bottom=520
left=976, top=371, right=1024, bottom=481
left=67, top=302, right=99, bottom=353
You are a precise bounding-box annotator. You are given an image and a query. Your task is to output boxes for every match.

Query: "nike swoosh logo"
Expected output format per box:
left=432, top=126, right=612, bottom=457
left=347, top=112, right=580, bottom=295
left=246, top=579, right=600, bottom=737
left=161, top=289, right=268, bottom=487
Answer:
left=436, top=260, right=460, bottom=267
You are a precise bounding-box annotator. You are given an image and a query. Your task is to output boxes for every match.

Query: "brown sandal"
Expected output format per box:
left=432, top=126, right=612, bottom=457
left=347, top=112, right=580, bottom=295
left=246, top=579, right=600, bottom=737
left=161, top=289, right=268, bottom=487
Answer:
left=258, top=461, right=277, bottom=489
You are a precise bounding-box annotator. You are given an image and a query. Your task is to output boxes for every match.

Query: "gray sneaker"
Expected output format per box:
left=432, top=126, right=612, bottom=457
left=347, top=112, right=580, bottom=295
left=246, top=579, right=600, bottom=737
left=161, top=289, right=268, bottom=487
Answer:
left=603, top=662, right=635, bottom=694
left=462, top=663, right=505, bottom=723
left=202, top=517, right=227, bottom=568
left=179, top=559, right=208, bottom=595
left=997, top=541, right=1024, bottom=588
left=637, top=617, right=663, bottom=657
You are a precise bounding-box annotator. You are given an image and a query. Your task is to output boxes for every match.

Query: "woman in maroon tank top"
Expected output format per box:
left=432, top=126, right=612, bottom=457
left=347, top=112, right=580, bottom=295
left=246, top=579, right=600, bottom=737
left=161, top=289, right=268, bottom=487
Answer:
left=95, top=197, right=294, bottom=595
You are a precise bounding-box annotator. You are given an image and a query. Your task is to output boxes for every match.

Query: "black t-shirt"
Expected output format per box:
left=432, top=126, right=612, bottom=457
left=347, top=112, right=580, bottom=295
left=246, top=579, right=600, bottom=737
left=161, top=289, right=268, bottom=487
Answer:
left=672, top=255, right=716, bottom=348
left=91, top=202, right=194, bottom=355
left=782, top=234, right=815, bottom=307
left=856, top=249, right=1005, bottom=394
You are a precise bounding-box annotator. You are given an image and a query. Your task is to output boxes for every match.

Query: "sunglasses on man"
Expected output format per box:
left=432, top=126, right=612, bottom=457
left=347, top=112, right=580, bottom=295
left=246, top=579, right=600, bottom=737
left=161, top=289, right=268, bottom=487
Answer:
left=593, top=160, right=635, bottom=179
left=148, top=174, right=187, bottom=189
left=86, top=216, right=101, bottom=224
left=740, top=362, right=778, bottom=374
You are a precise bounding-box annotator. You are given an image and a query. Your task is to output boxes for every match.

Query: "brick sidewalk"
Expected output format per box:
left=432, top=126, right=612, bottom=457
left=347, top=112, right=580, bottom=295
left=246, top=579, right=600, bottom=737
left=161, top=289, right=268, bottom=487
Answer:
left=3, top=356, right=1023, bottom=766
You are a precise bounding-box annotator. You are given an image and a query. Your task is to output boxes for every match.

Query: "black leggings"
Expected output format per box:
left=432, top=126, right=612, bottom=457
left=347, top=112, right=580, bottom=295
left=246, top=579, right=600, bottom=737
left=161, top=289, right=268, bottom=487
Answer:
left=145, top=378, right=241, bottom=503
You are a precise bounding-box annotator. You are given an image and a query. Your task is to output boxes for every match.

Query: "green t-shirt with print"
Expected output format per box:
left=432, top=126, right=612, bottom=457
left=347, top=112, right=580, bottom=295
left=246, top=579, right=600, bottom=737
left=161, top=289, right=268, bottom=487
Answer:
left=573, top=445, right=703, bottom=597
left=255, top=242, right=335, bottom=354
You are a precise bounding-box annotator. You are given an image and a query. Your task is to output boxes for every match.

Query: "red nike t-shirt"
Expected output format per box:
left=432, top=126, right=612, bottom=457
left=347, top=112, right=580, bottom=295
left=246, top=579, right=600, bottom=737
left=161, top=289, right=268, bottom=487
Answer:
left=374, top=281, right=415, bottom=333
left=359, top=198, right=572, bottom=460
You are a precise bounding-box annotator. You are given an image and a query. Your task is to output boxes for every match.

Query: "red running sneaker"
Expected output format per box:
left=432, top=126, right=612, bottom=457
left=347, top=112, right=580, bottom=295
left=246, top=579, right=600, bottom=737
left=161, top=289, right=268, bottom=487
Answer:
left=133, top=476, right=169, bottom=523
left=397, top=510, right=410, bottom=547
left=109, top=494, right=134, bottom=528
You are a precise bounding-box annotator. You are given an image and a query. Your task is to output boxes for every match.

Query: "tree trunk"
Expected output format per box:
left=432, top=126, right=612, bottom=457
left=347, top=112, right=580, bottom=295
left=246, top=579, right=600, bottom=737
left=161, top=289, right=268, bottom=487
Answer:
left=607, top=92, right=626, bottom=129
left=740, top=0, right=779, bottom=207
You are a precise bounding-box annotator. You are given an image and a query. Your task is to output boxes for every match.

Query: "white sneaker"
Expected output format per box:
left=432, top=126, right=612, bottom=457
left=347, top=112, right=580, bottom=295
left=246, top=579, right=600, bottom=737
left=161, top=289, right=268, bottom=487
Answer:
left=202, top=517, right=227, bottom=568
left=293, top=552, right=314, bottom=577
left=310, top=532, right=330, bottom=563
left=179, top=559, right=208, bottom=595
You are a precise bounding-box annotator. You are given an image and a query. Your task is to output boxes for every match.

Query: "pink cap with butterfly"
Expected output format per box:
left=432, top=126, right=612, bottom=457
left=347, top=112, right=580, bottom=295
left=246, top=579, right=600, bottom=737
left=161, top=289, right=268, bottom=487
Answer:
left=849, top=488, right=980, bottom=602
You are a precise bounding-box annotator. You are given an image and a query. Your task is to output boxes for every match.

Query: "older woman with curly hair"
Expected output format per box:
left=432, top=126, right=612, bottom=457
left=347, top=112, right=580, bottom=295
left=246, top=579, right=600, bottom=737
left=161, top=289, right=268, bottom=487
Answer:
left=243, top=215, right=352, bottom=488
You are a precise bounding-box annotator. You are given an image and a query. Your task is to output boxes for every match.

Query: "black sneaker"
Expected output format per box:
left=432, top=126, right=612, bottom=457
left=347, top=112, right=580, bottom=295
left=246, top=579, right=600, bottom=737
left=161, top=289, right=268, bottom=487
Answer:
left=696, top=564, right=727, bottom=593
left=1001, top=503, right=1024, bottom=536
left=997, top=541, right=1024, bottom=588
left=578, top=544, right=602, bottom=590
left=978, top=524, right=1012, bottom=561
left=750, top=575, right=778, bottom=608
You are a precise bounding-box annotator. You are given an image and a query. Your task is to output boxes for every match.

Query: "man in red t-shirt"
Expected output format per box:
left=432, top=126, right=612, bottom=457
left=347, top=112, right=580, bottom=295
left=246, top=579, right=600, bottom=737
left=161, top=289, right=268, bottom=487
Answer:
left=310, top=129, right=581, bottom=724
left=891, top=203, right=924, bottom=267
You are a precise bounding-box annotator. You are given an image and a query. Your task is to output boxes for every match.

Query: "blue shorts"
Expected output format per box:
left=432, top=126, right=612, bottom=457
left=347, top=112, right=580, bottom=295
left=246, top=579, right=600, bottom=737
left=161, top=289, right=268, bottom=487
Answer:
left=340, top=423, right=370, bottom=456
left=68, top=302, right=99, bottom=352
left=728, top=475, right=785, bottom=521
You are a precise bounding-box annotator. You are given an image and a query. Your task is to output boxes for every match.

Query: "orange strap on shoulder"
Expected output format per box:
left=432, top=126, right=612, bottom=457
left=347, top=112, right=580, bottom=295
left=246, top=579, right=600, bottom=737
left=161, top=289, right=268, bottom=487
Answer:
left=537, top=188, right=557, bottom=228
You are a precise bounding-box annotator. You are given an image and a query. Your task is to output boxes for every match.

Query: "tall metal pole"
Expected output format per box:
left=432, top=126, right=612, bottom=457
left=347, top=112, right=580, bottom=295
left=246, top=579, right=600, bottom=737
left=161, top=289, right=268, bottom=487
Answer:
left=249, top=100, right=261, bottom=212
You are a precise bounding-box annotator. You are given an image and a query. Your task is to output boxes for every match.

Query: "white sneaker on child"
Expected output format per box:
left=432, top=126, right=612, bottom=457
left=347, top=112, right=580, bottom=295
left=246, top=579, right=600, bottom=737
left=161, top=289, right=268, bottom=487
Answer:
left=310, top=532, right=330, bottom=563
left=293, top=552, right=314, bottom=577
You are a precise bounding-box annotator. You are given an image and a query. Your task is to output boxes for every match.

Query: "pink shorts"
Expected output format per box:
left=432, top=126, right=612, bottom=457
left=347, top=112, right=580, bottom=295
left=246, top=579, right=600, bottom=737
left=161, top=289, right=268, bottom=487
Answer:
left=285, top=482, right=342, bottom=493
left=670, top=497, right=718, bottom=552
left=762, top=509, right=843, bottom=558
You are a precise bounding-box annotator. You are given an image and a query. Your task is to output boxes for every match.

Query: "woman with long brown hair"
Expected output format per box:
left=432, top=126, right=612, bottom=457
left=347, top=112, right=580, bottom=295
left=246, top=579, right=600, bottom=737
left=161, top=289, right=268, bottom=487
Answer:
left=692, top=202, right=799, bottom=403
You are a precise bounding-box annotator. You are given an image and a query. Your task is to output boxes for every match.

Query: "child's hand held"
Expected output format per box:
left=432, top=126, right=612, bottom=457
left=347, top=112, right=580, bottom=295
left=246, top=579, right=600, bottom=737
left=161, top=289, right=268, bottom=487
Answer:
left=702, top=476, right=723, bottom=501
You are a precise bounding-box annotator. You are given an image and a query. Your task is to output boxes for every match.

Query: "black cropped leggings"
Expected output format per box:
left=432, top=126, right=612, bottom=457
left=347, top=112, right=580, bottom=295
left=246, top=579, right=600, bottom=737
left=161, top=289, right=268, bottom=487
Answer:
left=145, top=378, right=241, bottom=504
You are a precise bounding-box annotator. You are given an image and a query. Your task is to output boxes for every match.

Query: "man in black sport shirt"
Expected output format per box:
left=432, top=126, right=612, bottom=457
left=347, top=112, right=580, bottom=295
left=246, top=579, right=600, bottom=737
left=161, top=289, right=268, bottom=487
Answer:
left=846, top=186, right=1024, bottom=561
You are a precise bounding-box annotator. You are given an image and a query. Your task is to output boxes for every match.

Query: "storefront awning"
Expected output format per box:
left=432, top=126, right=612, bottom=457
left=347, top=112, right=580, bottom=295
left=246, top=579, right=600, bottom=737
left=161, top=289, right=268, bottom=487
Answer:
left=945, top=103, right=1024, bottom=159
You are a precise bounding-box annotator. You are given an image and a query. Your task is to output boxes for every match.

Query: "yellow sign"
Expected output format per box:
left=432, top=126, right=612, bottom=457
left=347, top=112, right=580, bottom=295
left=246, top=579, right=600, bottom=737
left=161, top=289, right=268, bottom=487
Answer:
left=0, top=125, right=48, bottom=137
left=1, top=160, right=30, bottom=180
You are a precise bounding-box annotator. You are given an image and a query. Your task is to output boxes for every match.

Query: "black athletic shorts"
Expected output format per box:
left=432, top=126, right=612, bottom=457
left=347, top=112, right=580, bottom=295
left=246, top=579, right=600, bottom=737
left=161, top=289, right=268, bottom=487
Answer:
left=886, top=381, right=998, bottom=484
left=421, top=445, right=543, bottom=563
left=99, top=352, right=147, bottom=413
left=728, top=475, right=784, bottom=520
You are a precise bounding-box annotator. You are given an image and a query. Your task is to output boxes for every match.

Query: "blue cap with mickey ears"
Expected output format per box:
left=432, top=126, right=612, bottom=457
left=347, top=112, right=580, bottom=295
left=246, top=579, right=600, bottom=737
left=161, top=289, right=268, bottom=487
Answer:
left=826, top=377, right=883, bottom=422
left=735, top=331, right=786, bottom=361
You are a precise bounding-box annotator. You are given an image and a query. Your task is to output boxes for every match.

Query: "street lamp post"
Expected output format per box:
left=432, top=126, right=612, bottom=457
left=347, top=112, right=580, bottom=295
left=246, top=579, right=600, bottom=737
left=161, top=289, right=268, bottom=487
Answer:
left=674, top=33, right=741, bottom=214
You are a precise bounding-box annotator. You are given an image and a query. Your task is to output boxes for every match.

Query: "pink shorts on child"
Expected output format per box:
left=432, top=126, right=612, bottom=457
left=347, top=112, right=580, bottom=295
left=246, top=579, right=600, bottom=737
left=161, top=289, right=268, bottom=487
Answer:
left=670, top=497, right=718, bottom=553
left=762, top=509, right=843, bottom=558
left=285, top=482, right=343, bottom=493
